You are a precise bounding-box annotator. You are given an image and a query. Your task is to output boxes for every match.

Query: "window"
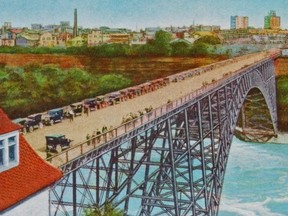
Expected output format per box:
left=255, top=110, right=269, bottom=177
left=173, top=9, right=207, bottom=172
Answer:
left=8, top=136, right=16, bottom=162
left=9, top=145, right=16, bottom=162
left=0, top=149, right=3, bottom=165
left=8, top=136, right=16, bottom=145
left=0, top=140, right=4, bottom=166
left=0, top=132, right=19, bottom=172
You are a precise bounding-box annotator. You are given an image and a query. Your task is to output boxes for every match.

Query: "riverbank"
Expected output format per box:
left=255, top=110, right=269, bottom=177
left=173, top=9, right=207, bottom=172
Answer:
left=268, top=132, right=288, bottom=144
left=275, top=57, right=288, bottom=132
left=0, top=53, right=226, bottom=119
left=0, top=53, right=287, bottom=131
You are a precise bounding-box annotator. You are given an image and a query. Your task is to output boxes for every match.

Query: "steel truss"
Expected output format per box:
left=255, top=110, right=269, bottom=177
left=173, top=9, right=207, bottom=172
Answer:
left=49, top=59, right=277, bottom=216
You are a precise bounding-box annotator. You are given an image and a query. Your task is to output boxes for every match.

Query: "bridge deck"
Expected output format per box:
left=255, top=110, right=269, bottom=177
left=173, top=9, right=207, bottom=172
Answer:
left=24, top=51, right=272, bottom=163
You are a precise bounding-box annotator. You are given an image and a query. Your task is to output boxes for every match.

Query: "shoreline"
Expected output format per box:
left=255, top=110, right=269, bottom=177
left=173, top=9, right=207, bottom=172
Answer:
left=267, top=132, right=288, bottom=144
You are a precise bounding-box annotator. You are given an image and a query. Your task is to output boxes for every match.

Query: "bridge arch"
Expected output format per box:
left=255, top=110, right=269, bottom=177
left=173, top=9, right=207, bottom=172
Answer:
left=49, top=59, right=277, bottom=216
left=235, top=86, right=276, bottom=142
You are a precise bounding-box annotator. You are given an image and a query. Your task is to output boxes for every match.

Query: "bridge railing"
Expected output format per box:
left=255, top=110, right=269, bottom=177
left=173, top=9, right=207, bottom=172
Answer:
left=46, top=52, right=279, bottom=168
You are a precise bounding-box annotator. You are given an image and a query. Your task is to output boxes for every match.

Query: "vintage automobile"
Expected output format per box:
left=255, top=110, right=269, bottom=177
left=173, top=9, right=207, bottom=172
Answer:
left=12, top=118, right=28, bottom=135
left=25, top=113, right=44, bottom=132
left=45, top=134, right=72, bottom=152
left=70, top=102, right=83, bottom=116
left=43, top=108, right=64, bottom=125
left=96, top=95, right=108, bottom=109
left=83, top=98, right=97, bottom=111
left=106, top=92, right=122, bottom=105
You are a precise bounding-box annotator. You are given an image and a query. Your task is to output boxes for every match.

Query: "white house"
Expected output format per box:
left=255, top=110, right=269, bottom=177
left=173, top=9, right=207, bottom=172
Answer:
left=0, top=108, right=62, bottom=215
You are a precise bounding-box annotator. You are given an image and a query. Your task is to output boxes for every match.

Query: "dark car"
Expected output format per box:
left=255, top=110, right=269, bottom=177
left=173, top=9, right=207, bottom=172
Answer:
left=70, top=102, right=83, bottom=116
left=107, top=92, right=122, bottom=105
left=25, top=114, right=44, bottom=132
left=45, top=134, right=72, bottom=152
left=96, top=96, right=108, bottom=109
left=43, top=108, right=64, bottom=125
left=83, top=98, right=97, bottom=111
left=12, top=118, right=28, bottom=134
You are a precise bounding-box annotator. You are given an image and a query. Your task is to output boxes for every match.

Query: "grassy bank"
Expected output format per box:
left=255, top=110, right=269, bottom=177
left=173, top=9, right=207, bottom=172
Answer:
left=0, top=64, right=131, bottom=118
left=276, top=75, right=288, bottom=131
left=275, top=57, right=288, bottom=132
left=0, top=55, right=222, bottom=119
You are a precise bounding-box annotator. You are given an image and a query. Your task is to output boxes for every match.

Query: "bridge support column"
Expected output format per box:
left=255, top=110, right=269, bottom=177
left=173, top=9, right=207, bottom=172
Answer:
left=73, top=171, right=77, bottom=216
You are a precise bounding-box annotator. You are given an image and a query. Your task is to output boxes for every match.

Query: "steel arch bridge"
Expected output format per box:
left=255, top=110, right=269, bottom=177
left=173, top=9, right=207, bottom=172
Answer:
left=49, top=58, right=277, bottom=216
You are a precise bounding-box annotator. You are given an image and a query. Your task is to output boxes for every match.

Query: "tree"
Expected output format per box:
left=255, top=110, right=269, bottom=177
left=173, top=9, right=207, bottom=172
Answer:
left=170, top=41, right=191, bottom=56
left=153, top=30, right=172, bottom=56
left=194, top=35, right=221, bottom=45
left=97, top=74, right=131, bottom=95
left=190, top=42, right=209, bottom=56
left=84, top=202, right=123, bottom=216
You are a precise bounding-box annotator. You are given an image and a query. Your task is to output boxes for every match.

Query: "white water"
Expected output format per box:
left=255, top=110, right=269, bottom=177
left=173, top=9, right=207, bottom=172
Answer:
left=219, top=137, right=288, bottom=216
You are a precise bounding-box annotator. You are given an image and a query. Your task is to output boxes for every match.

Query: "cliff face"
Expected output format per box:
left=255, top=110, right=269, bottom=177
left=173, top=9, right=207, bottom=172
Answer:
left=275, top=58, right=288, bottom=132
left=275, top=58, right=288, bottom=76
left=0, top=53, right=87, bottom=69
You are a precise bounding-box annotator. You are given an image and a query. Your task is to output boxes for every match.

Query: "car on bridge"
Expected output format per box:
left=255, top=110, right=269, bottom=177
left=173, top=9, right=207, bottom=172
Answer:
left=83, top=98, right=97, bottom=111
left=106, top=92, right=122, bottom=105
left=12, top=118, right=28, bottom=135
left=25, top=113, right=44, bottom=132
left=12, top=115, right=43, bottom=134
left=70, top=102, right=83, bottom=116
left=43, top=108, right=64, bottom=125
left=95, top=96, right=108, bottom=109
left=45, top=134, right=72, bottom=152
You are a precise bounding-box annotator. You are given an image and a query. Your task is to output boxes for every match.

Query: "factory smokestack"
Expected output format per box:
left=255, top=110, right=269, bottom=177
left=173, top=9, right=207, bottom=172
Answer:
left=73, top=8, right=78, bottom=37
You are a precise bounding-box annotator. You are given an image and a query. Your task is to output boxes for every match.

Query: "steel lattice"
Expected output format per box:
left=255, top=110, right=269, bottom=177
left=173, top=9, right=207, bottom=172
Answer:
left=49, top=59, right=277, bottom=216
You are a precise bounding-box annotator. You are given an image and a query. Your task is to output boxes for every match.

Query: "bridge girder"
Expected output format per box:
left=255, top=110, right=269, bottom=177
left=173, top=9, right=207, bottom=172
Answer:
left=49, top=59, right=277, bottom=216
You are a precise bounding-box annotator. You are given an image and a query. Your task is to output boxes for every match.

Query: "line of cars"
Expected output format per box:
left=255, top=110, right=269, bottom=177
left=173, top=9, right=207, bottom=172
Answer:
left=11, top=80, right=169, bottom=153
left=12, top=78, right=168, bottom=135
left=12, top=108, right=65, bottom=134
left=11, top=97, right=104, bottom=135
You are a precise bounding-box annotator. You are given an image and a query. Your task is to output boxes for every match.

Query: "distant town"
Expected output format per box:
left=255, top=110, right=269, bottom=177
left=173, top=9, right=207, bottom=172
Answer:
left=0, top=9, right=287, bottom=48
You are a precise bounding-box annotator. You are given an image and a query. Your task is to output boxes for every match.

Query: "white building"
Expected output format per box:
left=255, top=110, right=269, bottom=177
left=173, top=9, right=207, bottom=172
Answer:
left=88, top=30, right=103, bottom=46
left=231, top=16, right=249, bottom=30
left=0, top=109, right=62, bottom=215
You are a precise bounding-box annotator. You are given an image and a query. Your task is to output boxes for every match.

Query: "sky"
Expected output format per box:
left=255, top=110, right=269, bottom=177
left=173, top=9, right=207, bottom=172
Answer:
left=1, top=0, right=287, bottom=30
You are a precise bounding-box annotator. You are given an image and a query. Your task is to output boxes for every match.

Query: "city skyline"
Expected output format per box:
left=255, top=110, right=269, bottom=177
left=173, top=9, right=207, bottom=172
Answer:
left=1, top=0, right=288, bottom=30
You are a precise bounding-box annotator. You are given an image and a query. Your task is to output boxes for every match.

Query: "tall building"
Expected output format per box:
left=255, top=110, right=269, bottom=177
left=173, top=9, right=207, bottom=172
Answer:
left=73, top=8, right=78, bottom=37
left=230, top=16, right=248, bottom=30
left=3, top=22, right=12, bottom=30
left=31, top=24, right=42, bottom=30
left=264, top=10, right=281, bottom=30
left=60, top=21, right=70, bottom=32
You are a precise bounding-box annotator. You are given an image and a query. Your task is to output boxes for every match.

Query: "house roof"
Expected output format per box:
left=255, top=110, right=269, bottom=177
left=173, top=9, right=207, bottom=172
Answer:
left=0, top=109, right=63, bottom=212
left=0, top=109, right=22, bottom=135
left=170, top=38, right=193, bottom=45
left=9, top=29, right=23, bottom=34
left=17, top=32, right=40, bottom=41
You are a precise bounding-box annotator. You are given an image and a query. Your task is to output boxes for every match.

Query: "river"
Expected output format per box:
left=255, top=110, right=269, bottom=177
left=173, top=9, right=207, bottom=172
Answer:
left=56, top=136, right=288, bottom=216
left=219, top=136, right=288, bottom=216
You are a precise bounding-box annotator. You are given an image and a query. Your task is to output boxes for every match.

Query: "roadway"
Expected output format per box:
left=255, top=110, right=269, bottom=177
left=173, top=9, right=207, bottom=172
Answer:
left=24, top=51, right=270, bottom=159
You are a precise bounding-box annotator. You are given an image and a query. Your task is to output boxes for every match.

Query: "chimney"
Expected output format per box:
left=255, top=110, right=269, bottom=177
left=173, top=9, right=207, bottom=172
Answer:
left=73, top=8, right=78, bottom=37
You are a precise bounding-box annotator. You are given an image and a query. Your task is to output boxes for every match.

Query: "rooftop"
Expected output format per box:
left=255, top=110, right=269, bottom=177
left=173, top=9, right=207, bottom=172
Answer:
left=0, top=109, right=63, bottom=212
left=0, top=109, right=22, bottom=135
